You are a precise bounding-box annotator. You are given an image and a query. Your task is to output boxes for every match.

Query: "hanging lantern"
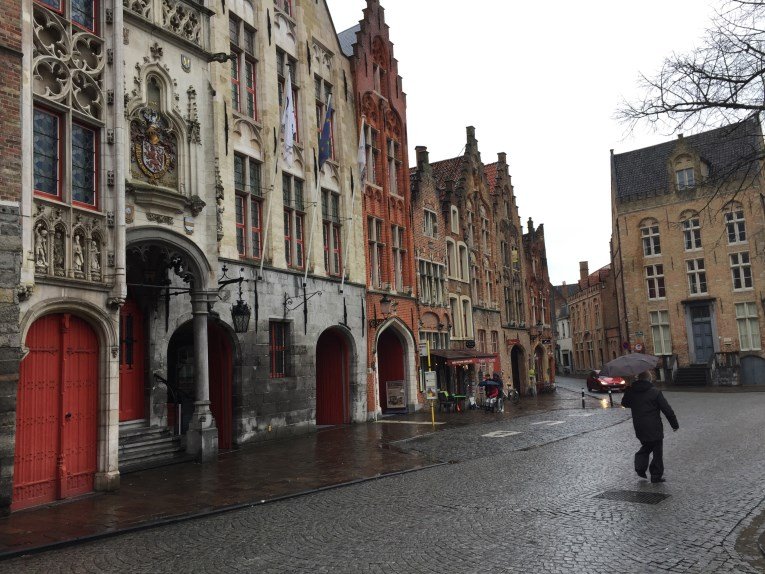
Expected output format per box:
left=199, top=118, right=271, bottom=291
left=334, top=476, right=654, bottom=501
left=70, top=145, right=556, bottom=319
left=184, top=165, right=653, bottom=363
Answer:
left=380, top=294, right=392, bottom=316
left=231, top=298, right=251, bottom=333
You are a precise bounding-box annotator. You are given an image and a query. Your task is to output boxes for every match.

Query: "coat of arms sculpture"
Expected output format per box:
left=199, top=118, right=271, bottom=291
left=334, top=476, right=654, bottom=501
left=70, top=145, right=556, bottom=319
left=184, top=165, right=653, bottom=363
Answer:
left=130, top=108, right=178, bottom=188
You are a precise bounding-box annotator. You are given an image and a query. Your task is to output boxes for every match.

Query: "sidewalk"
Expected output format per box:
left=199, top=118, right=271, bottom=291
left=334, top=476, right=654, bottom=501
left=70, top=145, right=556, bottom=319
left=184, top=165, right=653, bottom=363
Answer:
left=0, top=389, right=596, bottom=559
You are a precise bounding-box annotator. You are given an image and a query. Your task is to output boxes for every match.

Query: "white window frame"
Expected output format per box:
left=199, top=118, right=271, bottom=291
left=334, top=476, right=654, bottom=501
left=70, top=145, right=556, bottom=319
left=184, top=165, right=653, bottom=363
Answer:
left=645, top=264, right=666, bottom=300
left=731, top=251, right=753, bottom=290
left=641, top=224, right=661, bottom=256
left=682, top=217, right=701, bottom=251
left=736, top=302, right=761, bottom=351
left=686, top=258, right=707, bottom=295
left=725, top=205, right=747, bottom=244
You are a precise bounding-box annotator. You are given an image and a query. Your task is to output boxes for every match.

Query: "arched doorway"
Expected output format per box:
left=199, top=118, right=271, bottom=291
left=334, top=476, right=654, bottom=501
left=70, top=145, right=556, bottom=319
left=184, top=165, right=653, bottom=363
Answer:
left=377, top=328, right=406, bottom=411
left=13, top=314, right=99, bottom=510
left=315, top=328, right=350, bottom=425
left=510, top=345, right=523, bottom=393
left=119, top=297, right=146, bottom=421
left=167, top=321, right=234, bottom=449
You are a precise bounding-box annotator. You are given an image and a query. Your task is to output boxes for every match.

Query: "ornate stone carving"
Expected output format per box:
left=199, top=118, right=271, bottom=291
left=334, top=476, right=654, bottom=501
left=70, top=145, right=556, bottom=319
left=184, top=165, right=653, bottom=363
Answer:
left=150, top=41, right=163, bottom=61
left=72, top=231, right=85, bottom=278
left=130, top=107, right=178, bottom=187
left=32, top=4, right=105, bottom=121
left=17, top=284, right=34, bottom=301
left=161, top=0, right=202, bottom=46
left=123, top=0, right=152, bottom=20
left=53, top=225, right=66, bottom=277
left=189, top=195, right=205, bottom=216
left=186, top=86, right=200, bottom=143
left=90, top=236, right=102, bottom=281
left=34, top=222, right=49, bottom=271
left=215, top=158, right=224, bottom=241
left=146, top=212, right=174, bottom=225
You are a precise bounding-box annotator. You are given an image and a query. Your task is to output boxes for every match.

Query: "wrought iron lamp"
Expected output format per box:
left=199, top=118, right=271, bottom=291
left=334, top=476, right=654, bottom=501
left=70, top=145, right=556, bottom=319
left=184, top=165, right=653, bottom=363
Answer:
left=218, top=265, right=251, bottom=333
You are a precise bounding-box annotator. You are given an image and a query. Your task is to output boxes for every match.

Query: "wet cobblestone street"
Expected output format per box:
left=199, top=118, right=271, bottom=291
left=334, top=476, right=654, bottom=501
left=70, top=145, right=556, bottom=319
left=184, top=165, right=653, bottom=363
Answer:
left=4, top=385, right=765, bottom=573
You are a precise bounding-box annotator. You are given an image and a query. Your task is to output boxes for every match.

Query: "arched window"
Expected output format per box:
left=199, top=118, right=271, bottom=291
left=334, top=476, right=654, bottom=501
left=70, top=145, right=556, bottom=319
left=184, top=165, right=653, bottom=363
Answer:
left=450, top=205, right=459, bottom=234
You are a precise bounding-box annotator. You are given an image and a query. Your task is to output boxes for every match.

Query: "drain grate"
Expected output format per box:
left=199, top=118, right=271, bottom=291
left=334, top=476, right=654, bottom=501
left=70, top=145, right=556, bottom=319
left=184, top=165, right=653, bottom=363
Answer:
left=594, top=490, right=670, bottom=505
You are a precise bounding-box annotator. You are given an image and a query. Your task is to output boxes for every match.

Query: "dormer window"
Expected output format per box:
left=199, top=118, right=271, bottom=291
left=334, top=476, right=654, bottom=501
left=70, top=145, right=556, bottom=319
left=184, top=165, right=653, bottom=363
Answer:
left=676, top=167, right=695, bottom=190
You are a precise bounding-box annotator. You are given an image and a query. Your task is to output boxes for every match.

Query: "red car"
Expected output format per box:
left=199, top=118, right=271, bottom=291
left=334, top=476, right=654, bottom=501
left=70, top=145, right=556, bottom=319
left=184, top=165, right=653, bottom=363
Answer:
left=586, top=370, right=626, bottom=393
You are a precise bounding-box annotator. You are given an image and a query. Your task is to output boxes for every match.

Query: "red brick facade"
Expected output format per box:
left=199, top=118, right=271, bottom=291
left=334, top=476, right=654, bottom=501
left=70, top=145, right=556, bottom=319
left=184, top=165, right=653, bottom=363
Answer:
left=0, top=0, right=23, bottom=203
left=345, top=0, right=420, bottom=414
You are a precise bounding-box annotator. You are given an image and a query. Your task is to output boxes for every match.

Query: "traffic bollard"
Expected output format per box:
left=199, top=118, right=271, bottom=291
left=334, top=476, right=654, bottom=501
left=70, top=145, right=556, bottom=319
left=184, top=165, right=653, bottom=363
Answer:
left=581, top=389, right=585, bottom=409
left=608, top=389, right=613, bottom=408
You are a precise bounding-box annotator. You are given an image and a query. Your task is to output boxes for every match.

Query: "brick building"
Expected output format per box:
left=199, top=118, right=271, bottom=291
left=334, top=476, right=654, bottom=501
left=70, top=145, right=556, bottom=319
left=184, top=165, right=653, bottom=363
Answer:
left=339, top=0, right=421, bottom=415
left=523, top=219, right=555, bottom=390
left=611, top=117, right=765, bottom=385
left=568, top=262, right=621, bottom=374
left=0, top=0, right=23, bottom=514
left=552, top=282, right=580, bottom=374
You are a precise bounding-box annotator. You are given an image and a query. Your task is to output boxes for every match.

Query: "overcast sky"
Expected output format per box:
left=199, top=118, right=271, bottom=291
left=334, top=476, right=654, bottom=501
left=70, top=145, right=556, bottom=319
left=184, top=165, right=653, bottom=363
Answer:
left=325, top=0, right=722, bottom=284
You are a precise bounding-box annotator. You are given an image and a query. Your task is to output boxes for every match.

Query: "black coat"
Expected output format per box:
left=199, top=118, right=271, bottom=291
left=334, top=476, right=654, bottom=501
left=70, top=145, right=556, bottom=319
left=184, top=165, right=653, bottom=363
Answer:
left=621, top=379, right=679, bottom=442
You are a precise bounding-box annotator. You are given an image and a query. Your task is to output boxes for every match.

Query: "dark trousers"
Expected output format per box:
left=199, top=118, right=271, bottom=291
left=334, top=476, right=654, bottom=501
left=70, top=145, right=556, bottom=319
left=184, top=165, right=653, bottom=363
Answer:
left=635, top=439, right=664, bottom=478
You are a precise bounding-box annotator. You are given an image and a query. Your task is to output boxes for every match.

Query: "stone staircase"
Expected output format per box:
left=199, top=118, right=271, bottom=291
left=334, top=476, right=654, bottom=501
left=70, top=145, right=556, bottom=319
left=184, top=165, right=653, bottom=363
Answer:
left=673, top=365, right=708, bottom=386
left=118, top=420, right=191, bottom=474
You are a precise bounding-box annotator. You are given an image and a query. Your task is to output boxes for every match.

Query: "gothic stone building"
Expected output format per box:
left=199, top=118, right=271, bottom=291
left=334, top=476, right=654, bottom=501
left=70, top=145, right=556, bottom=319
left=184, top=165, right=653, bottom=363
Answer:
left=611, top=117, right=765, bottom=385
left=7, top=0, right=368, bottom=513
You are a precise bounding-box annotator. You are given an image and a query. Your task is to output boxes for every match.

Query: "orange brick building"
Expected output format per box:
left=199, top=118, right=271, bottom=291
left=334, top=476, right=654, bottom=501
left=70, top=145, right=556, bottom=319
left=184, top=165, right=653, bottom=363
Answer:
left=611, top=118, right=765, bottom=385
left=340, top=0, right=420, bottom=414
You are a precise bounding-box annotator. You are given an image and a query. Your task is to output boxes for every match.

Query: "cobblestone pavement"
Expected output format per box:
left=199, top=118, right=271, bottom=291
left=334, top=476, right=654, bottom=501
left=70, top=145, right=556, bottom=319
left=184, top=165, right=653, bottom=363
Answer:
left=4, top=387, right=765, bottom=574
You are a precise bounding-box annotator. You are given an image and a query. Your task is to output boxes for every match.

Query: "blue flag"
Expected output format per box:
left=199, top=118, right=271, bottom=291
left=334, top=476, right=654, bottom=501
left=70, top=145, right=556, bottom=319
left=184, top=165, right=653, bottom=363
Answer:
left=318, top=96, right=333, bottom=169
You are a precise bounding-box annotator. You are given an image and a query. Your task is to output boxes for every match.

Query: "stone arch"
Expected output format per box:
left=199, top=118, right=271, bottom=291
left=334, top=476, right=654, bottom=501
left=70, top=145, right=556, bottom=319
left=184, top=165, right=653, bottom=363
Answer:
left=315, top=324, right=361, bottom=424
left=19, top=298, right=120, bottom=482
left=374, top=317, right=417, bottom=413
left=126, top=226, right=214, bottom=289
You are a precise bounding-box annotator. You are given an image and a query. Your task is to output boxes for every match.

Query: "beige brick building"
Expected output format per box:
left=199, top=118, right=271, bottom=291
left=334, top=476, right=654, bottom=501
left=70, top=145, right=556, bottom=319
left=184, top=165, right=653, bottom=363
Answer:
left=611, top=118, right=765, bottom=385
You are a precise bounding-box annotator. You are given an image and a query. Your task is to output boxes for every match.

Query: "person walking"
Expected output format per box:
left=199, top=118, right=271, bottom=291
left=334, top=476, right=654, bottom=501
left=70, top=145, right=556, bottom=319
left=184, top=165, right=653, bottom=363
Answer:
left=621, top=371, right=679, bottom=483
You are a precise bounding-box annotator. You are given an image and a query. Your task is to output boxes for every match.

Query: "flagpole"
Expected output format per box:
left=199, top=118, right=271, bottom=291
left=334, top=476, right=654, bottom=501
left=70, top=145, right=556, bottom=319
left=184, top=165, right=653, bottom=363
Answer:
left=258, top=147, right=278, bottom=280
left=340, top=115, right=365, bottom=293
left=304, top=156, right=321, bottom=287
left=304, top=93, right=332, bottom=287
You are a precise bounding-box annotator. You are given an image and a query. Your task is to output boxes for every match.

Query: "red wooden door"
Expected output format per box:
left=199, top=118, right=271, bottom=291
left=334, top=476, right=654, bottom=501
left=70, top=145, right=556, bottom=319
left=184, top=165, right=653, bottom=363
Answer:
left=316, top=330, right=348, bottom=425
left=377, top=329, right=404, bottom=411
left=13, top=314, right=98, bottom=510
left=208, top=322, right=232, bottom=450
left=119, top=299, right=145, bottom=421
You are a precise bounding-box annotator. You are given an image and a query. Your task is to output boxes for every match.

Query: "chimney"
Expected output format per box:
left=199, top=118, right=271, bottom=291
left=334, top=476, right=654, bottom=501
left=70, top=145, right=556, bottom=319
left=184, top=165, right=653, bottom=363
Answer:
left=579, top=261, right=589, bottom=283
left=415, top=145, right=429, bottom=168
left=498, top=152, right=507, bottom=165
left=466, top=126, right=475, bottom=139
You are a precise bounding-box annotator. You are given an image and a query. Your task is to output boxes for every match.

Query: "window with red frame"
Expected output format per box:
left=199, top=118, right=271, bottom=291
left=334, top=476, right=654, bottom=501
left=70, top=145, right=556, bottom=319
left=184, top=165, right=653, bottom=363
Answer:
left=234, top=153, right=263, bottom=258
left=277, top=50, right=299, bottom=142
left=34, top=107, right=98, bottom=209
left=37, top=0, right=98, bottom=33
left=283, top=173, right=304, bottom=268
left=230, top=15, right=257, bottom=119
left=269, top=321, right=290, bottom=378
left=321, top=189, right=341, bottom=276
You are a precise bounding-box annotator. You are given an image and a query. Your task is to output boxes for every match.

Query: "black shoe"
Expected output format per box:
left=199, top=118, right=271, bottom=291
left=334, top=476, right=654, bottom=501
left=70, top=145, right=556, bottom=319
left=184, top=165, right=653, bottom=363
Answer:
left=636, top=471, right=647, bottom=479
left=650, top=477, right=666, bottom=483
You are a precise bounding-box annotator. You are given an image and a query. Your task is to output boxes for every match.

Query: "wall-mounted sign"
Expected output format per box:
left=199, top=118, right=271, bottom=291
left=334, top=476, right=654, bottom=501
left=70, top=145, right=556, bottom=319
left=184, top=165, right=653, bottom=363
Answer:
left=465, top=340, right=476, bottom=349
left=635, top=331, right=644, bottom=337
left=507, top=338, right=521, bottom=346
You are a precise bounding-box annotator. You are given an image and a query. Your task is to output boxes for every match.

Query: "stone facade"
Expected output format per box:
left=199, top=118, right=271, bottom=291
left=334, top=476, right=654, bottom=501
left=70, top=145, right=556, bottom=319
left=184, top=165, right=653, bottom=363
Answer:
left=568, top=262, right=621, bottom=375
left=340, top=0, right=420, bottom=416
left=0, top=0, right=23, bottom=515
left=611, top=118, right=765, bottom=385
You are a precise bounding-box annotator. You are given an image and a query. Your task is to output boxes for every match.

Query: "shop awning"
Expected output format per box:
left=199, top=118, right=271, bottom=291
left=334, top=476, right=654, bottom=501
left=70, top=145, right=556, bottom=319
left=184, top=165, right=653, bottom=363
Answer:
left=429, top=349, right=498, bottom=366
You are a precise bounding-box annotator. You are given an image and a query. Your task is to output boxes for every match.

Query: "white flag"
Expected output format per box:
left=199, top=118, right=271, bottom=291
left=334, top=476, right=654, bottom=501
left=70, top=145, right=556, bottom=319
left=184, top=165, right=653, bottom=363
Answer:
left=357, top=117, right=367, bottom=188
left=280, top=67, right=296, bottom=168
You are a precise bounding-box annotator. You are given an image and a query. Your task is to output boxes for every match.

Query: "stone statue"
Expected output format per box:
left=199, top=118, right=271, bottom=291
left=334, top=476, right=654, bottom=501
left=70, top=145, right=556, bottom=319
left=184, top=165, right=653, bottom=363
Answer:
left=73, top=235, right=84, bottom=272
left=90, top=239, right=100, bottom=272
left=35, top=225, right=48, bottom=267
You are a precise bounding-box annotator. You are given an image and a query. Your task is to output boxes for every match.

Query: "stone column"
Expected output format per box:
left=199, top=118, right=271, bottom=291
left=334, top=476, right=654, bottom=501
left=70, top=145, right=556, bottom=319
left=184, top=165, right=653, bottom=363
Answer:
left=186, top=291, right=218, bottom=461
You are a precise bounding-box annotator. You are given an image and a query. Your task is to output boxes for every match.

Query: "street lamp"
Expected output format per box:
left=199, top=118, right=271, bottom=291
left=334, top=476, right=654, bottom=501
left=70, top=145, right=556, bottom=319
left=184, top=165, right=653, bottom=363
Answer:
left=380, top=294, right=392, bottom=317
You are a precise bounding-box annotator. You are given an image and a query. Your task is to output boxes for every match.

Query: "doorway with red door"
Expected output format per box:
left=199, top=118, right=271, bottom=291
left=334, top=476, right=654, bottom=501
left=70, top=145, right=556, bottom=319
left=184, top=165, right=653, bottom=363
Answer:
left=13, top=314, right=99, bottom=511
left=315, top=327, right=350, bottom=425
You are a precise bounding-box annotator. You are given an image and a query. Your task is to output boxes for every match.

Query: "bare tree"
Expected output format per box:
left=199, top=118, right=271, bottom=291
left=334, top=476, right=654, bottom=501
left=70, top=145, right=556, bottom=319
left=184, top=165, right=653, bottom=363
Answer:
left=619, top=1, right=765, bottom=134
